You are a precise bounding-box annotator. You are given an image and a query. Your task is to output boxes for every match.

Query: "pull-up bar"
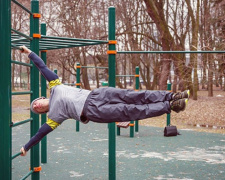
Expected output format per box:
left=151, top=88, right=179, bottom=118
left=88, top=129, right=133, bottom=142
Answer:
left=118, top=51, right=225, bottom=54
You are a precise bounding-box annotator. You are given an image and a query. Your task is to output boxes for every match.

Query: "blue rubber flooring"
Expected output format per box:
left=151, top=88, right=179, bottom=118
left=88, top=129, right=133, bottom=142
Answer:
left=12, top=120, right=225, bottom=180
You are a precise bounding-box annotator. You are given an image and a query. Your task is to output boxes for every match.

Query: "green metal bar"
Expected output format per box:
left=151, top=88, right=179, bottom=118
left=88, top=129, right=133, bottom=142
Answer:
left=12, top=91, right=33, bottom=95
left=41, top=35, right=108, bottom=44
left=63, top=83, right=75, bottom=86
left=118, top=51, right=225, bottom=54
left=108, top=6, right=116, bottom=180
left=11, top=0, right=33, bottom=14
left=11, top=60, right=33, bottom=67
left=130, top=121, right=134, bottom=137
left=117, top=126, right=120, bottom=136
left=76, top=64, right=80, bottom=132
left=81, top=66, right=108, bottom=69
left=11, top=37, right=30, bottom=43
left=11, top=28, right=32, bottom=40
left=11, top=152, right=21, bottom=160
left=40, top=38, right=98, bottom=46
left=30, top=1, right=40, bottom=179
left=167, top=83, right=171, bottom=126
left=11, top=44, right=22, bottom=50
left=20, top=170, right=34, bottom=180
left=135, top=66, right=139, bottom=132
left=116, top=75, right=135, bottom=77
left=39, top=42, right=107, bottom=50
left=12, top=118, right=33, bottom=127
left=11, top=42, right=30, bottom=48
left=41, top=23, right=47, bottom=164
left=0, top=0, right=12, bottom=179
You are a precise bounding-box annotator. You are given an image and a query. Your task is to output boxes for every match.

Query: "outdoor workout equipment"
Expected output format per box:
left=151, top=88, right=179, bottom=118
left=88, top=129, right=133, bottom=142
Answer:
left=1, top=1, right=224, bottom=180
left=116, top=66, right=140, bottom=137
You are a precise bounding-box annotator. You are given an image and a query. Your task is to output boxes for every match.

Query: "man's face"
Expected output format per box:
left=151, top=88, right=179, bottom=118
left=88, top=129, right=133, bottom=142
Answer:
left=32, top=98, right=49, bottom=114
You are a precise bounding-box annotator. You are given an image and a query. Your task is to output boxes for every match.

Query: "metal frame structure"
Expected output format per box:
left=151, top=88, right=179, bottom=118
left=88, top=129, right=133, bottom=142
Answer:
left=1, top=1, right=224, bottom=180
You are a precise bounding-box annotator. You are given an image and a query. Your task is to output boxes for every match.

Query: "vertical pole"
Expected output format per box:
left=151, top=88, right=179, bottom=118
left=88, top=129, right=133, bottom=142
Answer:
left=135, top=66, right=139, bottom=132
left=108, top=6, right=116, bottom=180
left=0, top=0, right=12, bottom=179
left=41, top=23, right=47, bottom=164
left=76, top=63, right=80, bottom=132
left=30, top=1, right=40, bottom=179
left=117, top=126, right=120, bottom=136
left=167, top=83, right=171, bottom=126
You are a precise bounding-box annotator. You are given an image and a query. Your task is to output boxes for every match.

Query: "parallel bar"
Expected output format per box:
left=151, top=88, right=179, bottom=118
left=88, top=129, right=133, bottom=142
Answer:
left=11, top=152, right=21, bottom=160
left=40, top=38, right=96, bottom=46
left=11, top=60, right=33, bottom=67
left=11, top=37, right=30, bottom=43
left=118, top=51, right=225, bottom=54
left=41, top=35, right=108, bottom=43
left=11, top=28, right=32, bottom=40
left=11, top=0, right=32, bottom=14
left=12, top=91, right=33, bottom=95
left=11, top=44, right=22, bottom=50
left=81, top=66, right=108, bottom=69
left=12, top=118, right=33, bottom=127
left=39, top=42, right=107, bottom=50
left=116, top=75, right=134, bottom=77
left=20, top=170, right=34, bottom=180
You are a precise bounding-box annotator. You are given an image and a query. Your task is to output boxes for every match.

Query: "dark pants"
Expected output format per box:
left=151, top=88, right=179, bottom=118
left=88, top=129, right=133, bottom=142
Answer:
left=83, top=87, right=172, bottom=123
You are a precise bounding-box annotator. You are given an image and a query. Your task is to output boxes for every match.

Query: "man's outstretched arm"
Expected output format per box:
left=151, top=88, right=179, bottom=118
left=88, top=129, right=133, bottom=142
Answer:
left=20, top=45, right=58, bottom=82
left=20, top=119, right=60, bottom=156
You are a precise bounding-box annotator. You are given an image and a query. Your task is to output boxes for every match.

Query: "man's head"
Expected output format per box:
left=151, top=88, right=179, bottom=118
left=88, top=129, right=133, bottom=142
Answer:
left=30, top=97, right=49, bottom=114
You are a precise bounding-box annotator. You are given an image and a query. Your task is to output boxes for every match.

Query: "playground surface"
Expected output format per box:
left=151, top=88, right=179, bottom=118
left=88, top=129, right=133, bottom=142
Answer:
left=12, top=120, right=225, bottom=180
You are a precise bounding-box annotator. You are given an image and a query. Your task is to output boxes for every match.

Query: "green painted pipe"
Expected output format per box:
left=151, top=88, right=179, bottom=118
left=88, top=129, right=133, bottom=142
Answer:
left=108, top=6, right=116, bottom=180
left=76, top=63, right=81, bottom=132
left=11, top=60, right=33, bottom=67
left=30, top=1, right=40, bottom=179
left=41, top=23, right=47, bottom=164
left=12, top=91, right=33, bottom=95
left=167, top=83, right=171, bottom=126
left=12, top=118, right=33, bottom=127
left=118, top=51, right=225, bottom=54
left=0, top=0, right=12, bottom=179
left=135, top=66, right=139, bottom=132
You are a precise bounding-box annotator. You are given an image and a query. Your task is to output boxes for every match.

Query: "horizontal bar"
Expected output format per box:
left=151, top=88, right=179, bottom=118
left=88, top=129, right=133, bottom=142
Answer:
left=118, top=51, right=225, bottom=54
left=11, top=44, right=22, bottom=50
left=39, top=42, right=104, bottom=50
left=11, top=28, right=32, bottom=40
left=40, top=38, right=95, bottom=46
left=63, top=83, right=75, bottom=86
left=11, top=0, right=32, bottom=15
left=116, top=75, right=135, bottom=77
left=12, top=91, right=33, bottom=95
left=12, top=152, right=21, bottom=160
left=11, top=37, right=30, bottom=43
left=20, top=170, right=34, bottom=180
left=81, top=66, right=108, bottom=69
left=41, top=35, right=108, bottom=44
left=11, top=60, right=33, bottom=67
left=12, top=118, right=33, bottom=127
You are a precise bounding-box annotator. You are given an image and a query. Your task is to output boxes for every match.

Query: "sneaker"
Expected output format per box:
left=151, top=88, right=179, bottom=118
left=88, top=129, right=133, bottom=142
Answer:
left=172, top=90, right=190, bottom=101
left=171, top=99, right=188, bottom=113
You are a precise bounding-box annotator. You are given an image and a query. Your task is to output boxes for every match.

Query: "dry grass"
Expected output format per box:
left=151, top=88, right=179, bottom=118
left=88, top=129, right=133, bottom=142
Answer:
left=12, top=89, right=225, bottom=134
left=140, top=89, right=225, bottom=134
